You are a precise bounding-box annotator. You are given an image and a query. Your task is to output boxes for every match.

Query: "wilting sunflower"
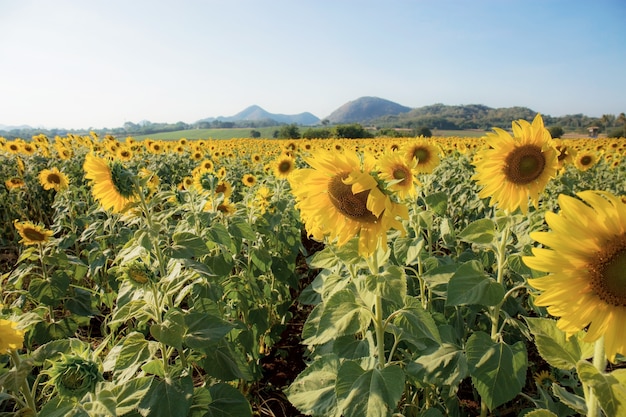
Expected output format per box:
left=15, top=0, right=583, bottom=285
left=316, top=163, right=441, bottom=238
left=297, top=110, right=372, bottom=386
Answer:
left=472, top=114, right=558, bottom=214
left=83, top=153, right=137, bottom=213
left=377, top=151, right=420, bottom=199
left=524, top=191, right=626, bottom=362
left=14, top=220, right=54, bottom=245
left=5, top=177, right=25, bottom=190
left=38, top=167, right=69, bottom=192
left=574, top=149, right=599, bottom=171
left=0, top=319, right=24, bottom=353
left=242, top=174, right=257, bottom=187
left=289, top=149, right=408, bottom=256
left=403, top=139, right=442, bottom=174
left=273, top=155, right=296, bottom=179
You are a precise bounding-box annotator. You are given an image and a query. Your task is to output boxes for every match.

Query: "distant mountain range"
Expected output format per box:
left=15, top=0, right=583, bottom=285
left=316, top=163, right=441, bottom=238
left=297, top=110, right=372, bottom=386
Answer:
left=197, top=105, right=320, bottom=125
left=1, top=97, right=611, bottom=135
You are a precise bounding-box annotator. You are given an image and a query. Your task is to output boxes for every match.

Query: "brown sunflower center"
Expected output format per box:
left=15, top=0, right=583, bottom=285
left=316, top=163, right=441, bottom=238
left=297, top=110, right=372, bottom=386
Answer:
left=328, top=173, right=377, bottom=223
left=23, top=227, right=47, bottom=242
left=47, top=173, right=61, bottom=184
left=504, top=144, right=546, bottom=184
left=580, top=155, right=593, bottom=166
left=392, top=166, right=410, bottom=186
left=278, top=160, right=293, bottom=173
left=412, top=147, right=430, bottom=163
left=588, top=234, right=626, bottom=306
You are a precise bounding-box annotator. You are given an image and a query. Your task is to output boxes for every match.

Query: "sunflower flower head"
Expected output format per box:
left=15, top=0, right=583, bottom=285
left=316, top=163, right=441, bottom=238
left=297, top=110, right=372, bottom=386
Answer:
left=289, top=149, right=408, bottom=257
left=39, top=167, right=70, bottom=192
left=120, top=260, right=155, bottom=287
left=83, top=153, right=138, bottom=213
left=44, top=353, right=103, bottom=398
left=403, top=139, right=442, bottom=174
left=5, top=177, right=25, bottom=191
left=273, top=155, right=296, bottom=179
left=376, top=151, right=421, bottom=199
left=523, top=190, right=626, bottom=362
left=0, top=319, right=25, bottom=354
left=14, top=220, right=54, bottom=245
left=472, top=114, right=558, bottom=214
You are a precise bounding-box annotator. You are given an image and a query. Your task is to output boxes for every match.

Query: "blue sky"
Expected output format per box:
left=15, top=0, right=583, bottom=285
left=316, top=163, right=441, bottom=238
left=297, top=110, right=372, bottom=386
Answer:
left=1, top=0, right=625, bottom=129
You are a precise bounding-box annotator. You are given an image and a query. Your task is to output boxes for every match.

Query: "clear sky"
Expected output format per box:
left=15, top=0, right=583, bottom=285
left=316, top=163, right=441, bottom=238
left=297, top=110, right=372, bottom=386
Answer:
left=1, top=0, right=625, bottom=129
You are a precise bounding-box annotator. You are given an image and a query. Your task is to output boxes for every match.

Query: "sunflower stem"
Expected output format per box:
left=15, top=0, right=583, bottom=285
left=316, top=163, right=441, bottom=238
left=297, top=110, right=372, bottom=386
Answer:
left=587, top=336, right=606, bottom=417
left=374, top=293, right=386, bottom=368
left=10, top=349, right=38, bottom=416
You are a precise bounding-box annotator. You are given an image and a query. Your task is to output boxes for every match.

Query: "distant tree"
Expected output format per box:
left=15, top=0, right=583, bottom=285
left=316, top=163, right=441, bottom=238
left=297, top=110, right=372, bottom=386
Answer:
left=416, top=126, right=432, bottom=137
left=278, top=124, right=300, bottom=139
left=321, top=119, right=330, bottom=126
left=302, top=127, right=332, bottom=139
left=272, top=130, right=279, bottom=138
left=249, top=129, right=261, bottom=138
left=334, top=124, right=372, bottom=138
left=617, top=112, right=626, bottom=136
left=548, top=126, right=564, bottom=139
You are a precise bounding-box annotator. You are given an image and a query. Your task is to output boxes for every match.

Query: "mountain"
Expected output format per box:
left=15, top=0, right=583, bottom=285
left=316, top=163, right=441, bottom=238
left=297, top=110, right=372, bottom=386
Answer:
left=198, top=105, right=320, bottom=125
left=325, top=96, right=412, bottom=124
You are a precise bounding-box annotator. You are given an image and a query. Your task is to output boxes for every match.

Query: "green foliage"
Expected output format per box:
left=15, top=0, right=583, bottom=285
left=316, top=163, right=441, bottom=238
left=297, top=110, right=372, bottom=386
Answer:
left=277, top=123, right=301, bottom=139
left=333, top=123, right=373, bottom=138
left=548, top=125, right=564, bottom=138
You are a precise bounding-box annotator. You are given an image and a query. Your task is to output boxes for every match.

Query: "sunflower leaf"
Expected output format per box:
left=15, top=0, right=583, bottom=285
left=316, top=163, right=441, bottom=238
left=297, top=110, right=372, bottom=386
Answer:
left=466, top=331, right=527, bottom=411
left=446, top=261, right=504, bottom=307
left=576, top=360, right=626, bottom=417
left=458, top=218, right=496, bottom=245
left=525, top=317, right=594, bottom=370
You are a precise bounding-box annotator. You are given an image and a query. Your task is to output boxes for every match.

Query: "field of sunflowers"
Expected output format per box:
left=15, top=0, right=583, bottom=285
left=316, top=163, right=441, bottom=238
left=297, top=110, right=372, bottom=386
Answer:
left=1, top=115, right=626, bottom=417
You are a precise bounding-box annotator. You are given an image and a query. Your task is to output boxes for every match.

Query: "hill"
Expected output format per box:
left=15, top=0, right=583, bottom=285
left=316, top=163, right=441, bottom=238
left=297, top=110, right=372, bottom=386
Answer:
left=326, top=96, right=412, bottom=124
left=198, top=105, right=319, bottom=126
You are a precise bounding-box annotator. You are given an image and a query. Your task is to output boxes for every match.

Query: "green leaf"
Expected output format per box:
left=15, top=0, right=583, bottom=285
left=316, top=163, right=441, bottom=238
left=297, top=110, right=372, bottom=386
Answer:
left=183, top=312, right=234, bottom=349
left=522, top=410, right=558, bottom=417
left=29, top=274, right=70, bottom=305
left=38, top=396, right=80, bottom=417
left=576, top=360, right=626, bottom=417
left=335, top=361, right=405, bottom=417
left=406, top=343, right=467, bottom=388
left=201, top=343, right=253, bottom=381
left=466, top=331, right=527, bottom=411
left=150, top=308, right=185, bottom=350
left=390, top=297, right=441, bottom=350
left=446, top=261, right=504, bottom=307
left=307, top=288, right=371, bottom=345
left=227, top=220, right=256, bottom=241
left=138, top=375, right=194, bottom=417
left=31, top=338, right=91, bottom=365
left=525, top=317, right=594, bottom=370
left=551, top=384, right=587, bottom=415
left=424, top=191, right=448, bottom=216
left=458, top=218, right=495, bottom=245
left=365, top=265, right=406, bottom=307
left=205, top=383, right=253, bottom=417
left=112, top=332, right=155, bottom=383
left=169, top=232, right=208, bottom=258
left=250, top=246, right=272, bottom=272
left=392, top=236, right=425, bottom=266
left=286, top=354, right=341, bottom=417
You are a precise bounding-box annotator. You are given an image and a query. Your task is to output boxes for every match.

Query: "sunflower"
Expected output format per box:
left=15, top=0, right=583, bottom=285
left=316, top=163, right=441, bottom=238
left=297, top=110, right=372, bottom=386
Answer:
left=5, top=177, right=25, bottom=190
left=83, top=153, right=137, bottom=213
left=471, top=114, right=558, bottom=214
left=289, top=149, right=408, bottom=256
left=116, top=146, right=134, bottom=162
left=198, top=159, right=215, bottom=172
left=574, top=149, right=599, bottom=171
left=14, top=220, right=54, bottom=245
left=403, top=139, right=442, bottom=174
left=242, top=174, right=257, bottom=187
left=552, top=139, right=575, bottom=170
left=38, top=167, right=69, bottom=192
left=215, top=180, right=233, bottom=199
left=533, top=370, right=556, bottom=388
left=377, top=151, right=420, bottom=199
left=273, top=155, right=295, bottom=179
left=193, top=168, right=217, bottom=194
left=523, top=191, right=626, bottom=362
left=0, top=319, right=24, bottom=354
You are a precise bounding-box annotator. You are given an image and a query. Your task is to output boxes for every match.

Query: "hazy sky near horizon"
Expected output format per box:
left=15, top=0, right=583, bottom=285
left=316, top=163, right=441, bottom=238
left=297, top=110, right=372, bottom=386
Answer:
left=1, top=0, right=625, bottom=129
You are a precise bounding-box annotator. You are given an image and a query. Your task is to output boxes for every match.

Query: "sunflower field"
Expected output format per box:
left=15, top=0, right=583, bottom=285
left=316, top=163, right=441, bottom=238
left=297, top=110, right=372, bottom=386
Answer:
left=1, top=116, right=626, bottom=417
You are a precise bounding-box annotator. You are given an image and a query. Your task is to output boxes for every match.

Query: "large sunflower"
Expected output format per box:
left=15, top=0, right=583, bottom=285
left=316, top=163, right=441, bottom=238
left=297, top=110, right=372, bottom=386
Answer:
left=472, top=114, right=558, bottom=214
left=39, top=167, right=69, bottom=192
left=83, top=153, right=137, bottom=213
left=289, top=149, right=408, bottom=256
left=523, top=191, right=626, bottom=362
left=14, top=220, right=54, bottom=245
